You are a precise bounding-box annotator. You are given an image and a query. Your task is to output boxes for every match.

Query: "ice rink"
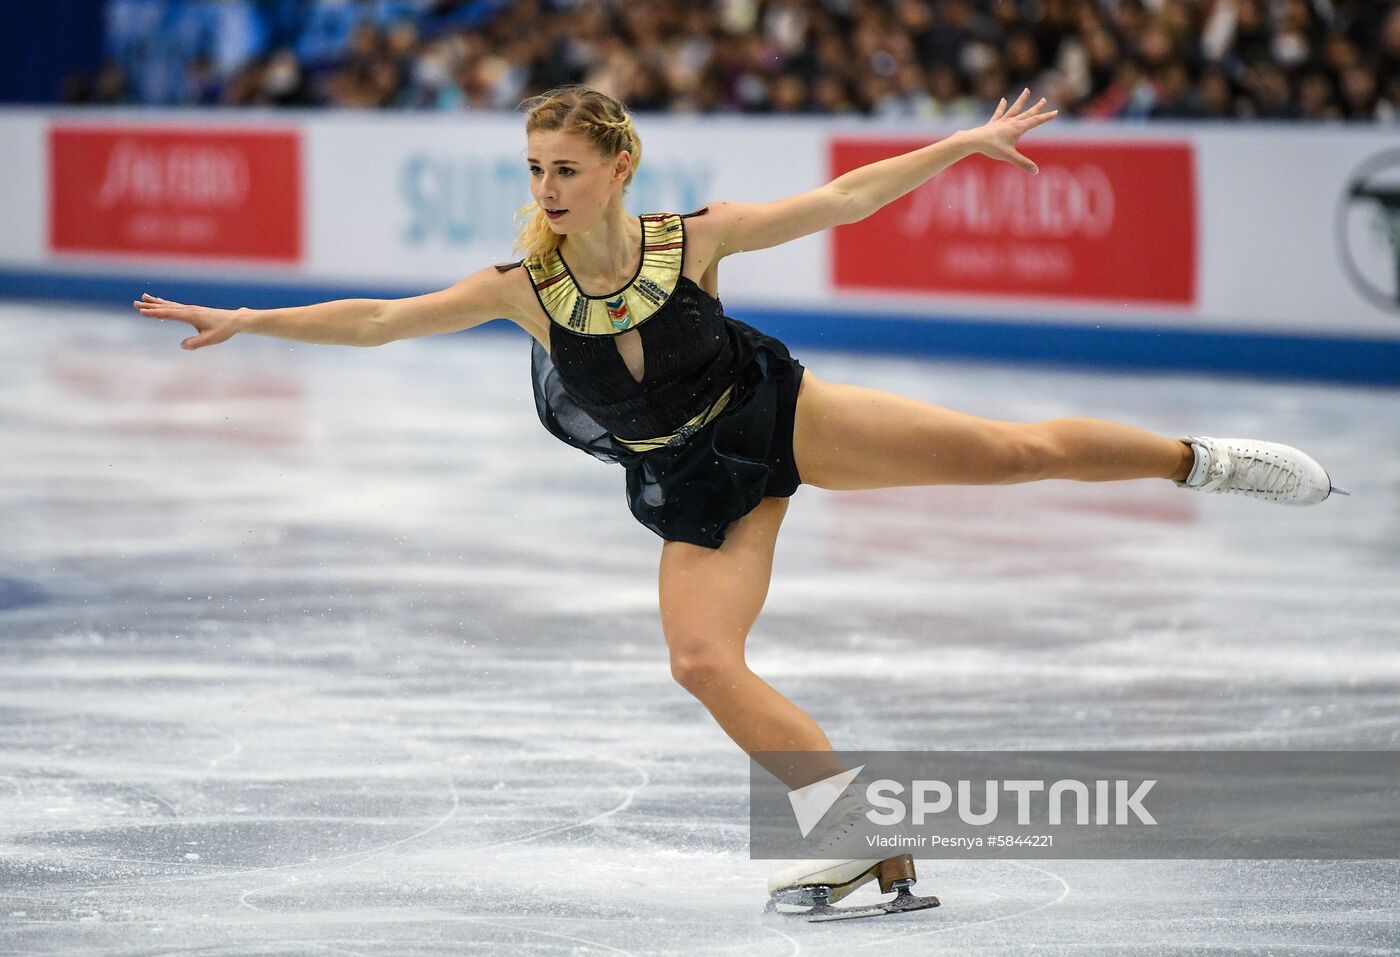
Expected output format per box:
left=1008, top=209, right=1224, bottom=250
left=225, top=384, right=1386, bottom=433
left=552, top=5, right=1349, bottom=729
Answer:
left=2, top=299, right=1398, bottom=955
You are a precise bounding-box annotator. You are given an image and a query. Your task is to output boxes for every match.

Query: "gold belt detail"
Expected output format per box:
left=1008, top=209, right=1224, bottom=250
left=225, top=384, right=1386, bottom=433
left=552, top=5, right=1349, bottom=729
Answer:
left=612, top=383, right=736, bottom=452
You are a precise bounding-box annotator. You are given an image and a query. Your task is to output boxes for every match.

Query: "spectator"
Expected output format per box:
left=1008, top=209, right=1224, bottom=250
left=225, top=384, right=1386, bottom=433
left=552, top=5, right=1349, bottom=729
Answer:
left=183, top=54, right=216, bottom=104
left=66, top=0, right=1394, bottom=122
left=927, top=62, right=981, bottom=120
left=1198, top=65, right=1240, bottom=119
left=1339, top=63, right=1381, bottom=121
left=403, top=35, right=466, bottom=109
left=258, top=48, right=315, bottom=106
left=769, top=72, right=810, bottom=113
left=1381, top=8, right=1400, bottom=88
left=63, top=60, right=130, bottom=105
left=1151, top=61, right=1205, bottom=119
left=1297, top=70, right=1342, bottom=121
left=1243, top=62, right=1298, bottom=120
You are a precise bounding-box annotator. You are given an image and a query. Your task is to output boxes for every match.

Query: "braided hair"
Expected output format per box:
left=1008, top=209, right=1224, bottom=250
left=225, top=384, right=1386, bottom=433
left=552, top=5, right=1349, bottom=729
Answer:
left=514, top=85, right=643, bottom=261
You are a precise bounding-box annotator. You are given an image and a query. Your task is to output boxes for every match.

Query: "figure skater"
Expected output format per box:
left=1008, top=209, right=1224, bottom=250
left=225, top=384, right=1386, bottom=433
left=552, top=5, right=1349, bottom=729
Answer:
left=134, top=85, right=1340, bottom=919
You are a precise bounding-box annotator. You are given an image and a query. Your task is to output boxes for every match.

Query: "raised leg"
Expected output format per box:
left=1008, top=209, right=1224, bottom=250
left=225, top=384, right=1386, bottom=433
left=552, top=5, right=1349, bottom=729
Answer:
left=791, top=371, right=1193, bottom=491
left=658, top=496, right=845, bottom=790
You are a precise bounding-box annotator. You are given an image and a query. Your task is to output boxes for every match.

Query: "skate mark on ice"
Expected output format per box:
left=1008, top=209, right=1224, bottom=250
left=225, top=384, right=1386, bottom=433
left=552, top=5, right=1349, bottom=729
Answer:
left=239, top=763, right=462, bottom=912
left=858, top=861, right=1070, bottom=947
left=235, top=752, right=643, bottom=913
left=1119, top=713, right=1400, bottom=750
left=70, top=749, right=631, bottom=902
left=465, top=754, right=650, bottom=850
left=205, top=727, right=244, bottom=770
left=120, top=781, right=182, bottom=818
left=69, top=780, right=461, bottom=895
left=149, top=942, right=367, bottom=957
left=467, top=917, right=637, bottom=955
left=762, top=922, right=804, bottom=956
left=53, top=852, right=233, bottom=872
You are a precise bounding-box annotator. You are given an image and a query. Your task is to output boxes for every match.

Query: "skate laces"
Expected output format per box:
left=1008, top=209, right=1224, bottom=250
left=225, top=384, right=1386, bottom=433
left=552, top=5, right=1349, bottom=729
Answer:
left=1232, top=452, right=1300, bottom=496
left=1203, top=443, right=1301, bottom=497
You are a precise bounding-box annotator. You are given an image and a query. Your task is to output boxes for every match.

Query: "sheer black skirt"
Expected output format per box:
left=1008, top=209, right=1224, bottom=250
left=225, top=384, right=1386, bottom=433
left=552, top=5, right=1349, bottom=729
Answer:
left=531, top=316, right=805, bottom=549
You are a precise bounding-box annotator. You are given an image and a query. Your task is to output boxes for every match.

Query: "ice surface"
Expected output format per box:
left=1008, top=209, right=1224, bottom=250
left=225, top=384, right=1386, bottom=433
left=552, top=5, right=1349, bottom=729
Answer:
left=1, top=300, right=1398, bottom=955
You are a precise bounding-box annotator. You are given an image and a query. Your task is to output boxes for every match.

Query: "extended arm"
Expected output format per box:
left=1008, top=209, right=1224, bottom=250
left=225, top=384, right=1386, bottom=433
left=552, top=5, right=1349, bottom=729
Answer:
left=703, top=89, right=1057, bottom=257
left=134, top=265, right=518, bottom=350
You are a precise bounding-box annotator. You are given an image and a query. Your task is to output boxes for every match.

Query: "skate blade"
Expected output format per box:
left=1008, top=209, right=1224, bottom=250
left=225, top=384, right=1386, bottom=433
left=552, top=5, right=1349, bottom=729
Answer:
left=767, top=887, right=941, bottom=923
left=1330, top=486, right=1351, bottom=497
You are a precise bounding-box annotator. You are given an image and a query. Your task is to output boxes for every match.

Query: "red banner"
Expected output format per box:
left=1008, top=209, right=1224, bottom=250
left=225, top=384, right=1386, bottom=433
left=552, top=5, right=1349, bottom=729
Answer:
left=49, top=126, right=301, bottom=262
left=831, top=139, right=1196, bottom=305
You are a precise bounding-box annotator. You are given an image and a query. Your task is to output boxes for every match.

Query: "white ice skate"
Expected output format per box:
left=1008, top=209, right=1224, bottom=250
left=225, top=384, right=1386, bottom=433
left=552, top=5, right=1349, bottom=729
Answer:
left=764, top=791, right=939, bottom=922
left=1177, top=436, right=1347, bottom=505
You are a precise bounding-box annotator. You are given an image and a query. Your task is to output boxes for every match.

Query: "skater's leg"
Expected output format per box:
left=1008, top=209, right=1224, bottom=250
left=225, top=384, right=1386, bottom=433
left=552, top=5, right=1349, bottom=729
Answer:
left=659, top=496, right=843, bottom=790
left=792, top=371, right=1193, bottom=492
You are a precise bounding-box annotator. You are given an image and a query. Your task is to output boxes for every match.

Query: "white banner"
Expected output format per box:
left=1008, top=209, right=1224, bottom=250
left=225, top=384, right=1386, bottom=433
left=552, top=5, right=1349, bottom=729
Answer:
left=302, top=113, right=825, bottom=299
left=0, top=112, right=48, bottom=267
left=2, top=108, right=1398, bottom=342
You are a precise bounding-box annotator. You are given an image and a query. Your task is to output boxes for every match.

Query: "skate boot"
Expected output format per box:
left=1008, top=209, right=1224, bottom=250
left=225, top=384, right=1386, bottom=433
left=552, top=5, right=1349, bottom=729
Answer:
left=1177, top=436, right=1346, bottom=505
left=765, top=790, right=939, bottom=922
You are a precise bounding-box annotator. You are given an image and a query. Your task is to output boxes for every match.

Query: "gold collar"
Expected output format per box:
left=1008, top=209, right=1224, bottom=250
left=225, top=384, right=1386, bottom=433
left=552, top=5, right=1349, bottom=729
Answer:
left=524, top=213, right=684, bottom=336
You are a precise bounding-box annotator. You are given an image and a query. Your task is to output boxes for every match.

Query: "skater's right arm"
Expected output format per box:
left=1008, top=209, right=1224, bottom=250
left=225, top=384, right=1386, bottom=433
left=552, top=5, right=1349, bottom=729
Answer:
left=133, top=265, right=520, bottom=351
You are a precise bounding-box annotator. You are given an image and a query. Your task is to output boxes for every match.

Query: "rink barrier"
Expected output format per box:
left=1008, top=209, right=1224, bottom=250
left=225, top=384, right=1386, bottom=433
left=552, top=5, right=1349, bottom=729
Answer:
left=5, top=268, right=1396, bottom=386
left=4, top=111, right=1400, bottom=383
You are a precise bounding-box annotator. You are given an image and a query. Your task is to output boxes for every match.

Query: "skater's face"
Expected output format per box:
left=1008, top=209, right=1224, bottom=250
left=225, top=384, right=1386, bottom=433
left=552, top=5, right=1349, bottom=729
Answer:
left=526, top=129, right=631, bottom=233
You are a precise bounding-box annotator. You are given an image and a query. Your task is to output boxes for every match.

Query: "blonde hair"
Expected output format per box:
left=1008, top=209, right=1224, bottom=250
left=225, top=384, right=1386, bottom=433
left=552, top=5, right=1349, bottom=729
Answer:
left=514, top=85, right=643, bottom=262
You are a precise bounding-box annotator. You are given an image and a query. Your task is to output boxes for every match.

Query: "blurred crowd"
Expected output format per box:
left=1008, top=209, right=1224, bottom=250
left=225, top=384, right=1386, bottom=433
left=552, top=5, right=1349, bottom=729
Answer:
left=73, top=0, right=1400, bottom=121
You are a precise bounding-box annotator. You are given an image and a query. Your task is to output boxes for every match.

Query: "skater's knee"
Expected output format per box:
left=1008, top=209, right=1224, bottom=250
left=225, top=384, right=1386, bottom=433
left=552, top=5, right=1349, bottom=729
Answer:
left=669, top=648, right=746, bottom=697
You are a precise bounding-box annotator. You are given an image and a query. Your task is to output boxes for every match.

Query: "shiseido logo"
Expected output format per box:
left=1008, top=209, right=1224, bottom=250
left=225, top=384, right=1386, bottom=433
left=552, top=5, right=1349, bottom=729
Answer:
left=96, top=140, right=251, bottom=209
left=1337, top=150, right=1400, bottom=313
left=903, top=164, right=1116, bottom=239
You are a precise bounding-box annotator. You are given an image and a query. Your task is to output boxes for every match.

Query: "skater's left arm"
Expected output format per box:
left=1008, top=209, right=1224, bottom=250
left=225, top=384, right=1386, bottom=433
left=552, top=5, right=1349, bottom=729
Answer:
left=701, top=89, right=1056, bottom=259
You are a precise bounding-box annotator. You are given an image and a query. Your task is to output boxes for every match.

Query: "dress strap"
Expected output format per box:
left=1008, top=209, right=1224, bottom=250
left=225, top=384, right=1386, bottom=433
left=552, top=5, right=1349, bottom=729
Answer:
left=680, top=206, right=710, bottom=219
left=493, top=260, right=524, bottom=273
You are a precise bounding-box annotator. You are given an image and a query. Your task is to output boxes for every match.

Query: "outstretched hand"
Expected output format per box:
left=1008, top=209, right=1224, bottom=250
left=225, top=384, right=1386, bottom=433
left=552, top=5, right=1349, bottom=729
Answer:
left=132, top=293, right=242, bottom=350
left=966, top=88, right=1058, bottom=174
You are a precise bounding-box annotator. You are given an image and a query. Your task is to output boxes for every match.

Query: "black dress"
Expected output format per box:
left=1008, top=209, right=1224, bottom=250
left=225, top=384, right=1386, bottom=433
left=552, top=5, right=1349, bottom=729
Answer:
left=503, top=209, right=806, bottom=550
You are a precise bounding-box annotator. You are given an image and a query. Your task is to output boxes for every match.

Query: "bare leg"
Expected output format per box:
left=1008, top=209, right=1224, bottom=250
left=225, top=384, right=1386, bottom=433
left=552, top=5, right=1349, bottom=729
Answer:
left=658, top=377, right=1193, bottom=789
left=658, top=497, right=844, bottom=790
left=792, top=372, right=1194, bottom=491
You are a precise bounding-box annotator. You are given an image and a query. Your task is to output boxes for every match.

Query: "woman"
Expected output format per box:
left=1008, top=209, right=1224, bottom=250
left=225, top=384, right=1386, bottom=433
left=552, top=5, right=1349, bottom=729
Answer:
left=135, top=85, right=1339, bottom=917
